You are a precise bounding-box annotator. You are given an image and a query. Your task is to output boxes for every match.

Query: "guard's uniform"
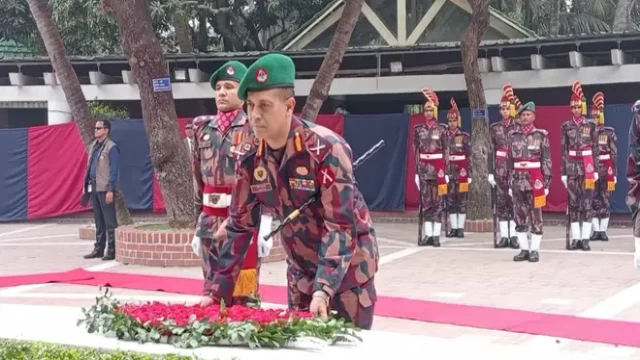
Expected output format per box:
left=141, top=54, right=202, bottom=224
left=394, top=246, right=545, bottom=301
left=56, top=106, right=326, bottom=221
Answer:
left=414, top=89, right=449, bottom=247
left=489, top=85, right=519, bottom=248
left=625, top=101, right=640, bottom=272
left=445, top=98, right=471, bottom=238
left=561, top=81, right=599, bottom=251
left=193, top=61, right=266, bottom=304
left=590, top=92, right=617, bottom=241
left=508, top=102, right=552, bottom=263
left=207, top=54, right=379, bottom=330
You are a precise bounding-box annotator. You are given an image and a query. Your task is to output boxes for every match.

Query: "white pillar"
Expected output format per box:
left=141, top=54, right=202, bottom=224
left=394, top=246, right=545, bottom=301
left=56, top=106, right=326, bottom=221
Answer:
left=47, top=100, right=72, bottom=125
left=484, top=88, right=503, bottom=106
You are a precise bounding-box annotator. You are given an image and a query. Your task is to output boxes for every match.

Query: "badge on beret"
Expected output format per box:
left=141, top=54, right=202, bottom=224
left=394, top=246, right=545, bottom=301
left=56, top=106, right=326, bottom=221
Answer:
left=608, top=167, right=613, bottom=175
left=226, top=66, right=235, bottom=75
left=438, top=169, right=444, bottom=178
left=534, top=179, right=543, bottom=189
left=254, top=166, right=267, bottom=181
left=587, top=164, right=594, bottom=172
left=460, top=168, right=467, bottom=177
left=256, top=67, right=268, bottom=83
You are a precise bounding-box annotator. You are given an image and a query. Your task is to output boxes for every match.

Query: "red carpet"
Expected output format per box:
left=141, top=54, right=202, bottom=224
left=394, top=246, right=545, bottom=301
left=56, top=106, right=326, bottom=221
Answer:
left=1, top=268, right=639, bottom=348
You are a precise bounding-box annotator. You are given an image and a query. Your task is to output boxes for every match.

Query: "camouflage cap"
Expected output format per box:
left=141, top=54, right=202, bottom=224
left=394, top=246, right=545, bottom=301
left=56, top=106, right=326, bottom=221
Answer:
left=517, top=101, right=535, bottom=115
left=209, top=61, right=248, bottom=89
left=237, top=53, right=295, bottom=101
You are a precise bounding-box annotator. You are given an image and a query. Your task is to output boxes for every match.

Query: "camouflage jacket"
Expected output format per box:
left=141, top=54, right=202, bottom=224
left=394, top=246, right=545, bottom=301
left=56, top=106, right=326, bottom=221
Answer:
left=206, top=116, right=379, bottom=303
left=413, top=122, right=449, bottom=180
left=595, top=125, right=617, bottom=176
left=507, top=127, right=552, bottom=190
left=561, top=118, right=599, bottom=177
left=489, top=119, right=518, bottom=179
left=192, top=111, right=253, bottom=239
left=446, top=129, right=471, bottom=180
left=626, top=114, right=640, bottom=207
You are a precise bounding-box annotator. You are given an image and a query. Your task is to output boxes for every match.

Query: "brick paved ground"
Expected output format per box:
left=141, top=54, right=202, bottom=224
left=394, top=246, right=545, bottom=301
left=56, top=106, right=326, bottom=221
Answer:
left=0, top=221, right=638, bottom=357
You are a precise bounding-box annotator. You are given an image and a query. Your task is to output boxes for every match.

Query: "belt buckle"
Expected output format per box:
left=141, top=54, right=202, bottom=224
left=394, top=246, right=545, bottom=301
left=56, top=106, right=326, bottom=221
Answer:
left=205, top=193, right=222, bottom=206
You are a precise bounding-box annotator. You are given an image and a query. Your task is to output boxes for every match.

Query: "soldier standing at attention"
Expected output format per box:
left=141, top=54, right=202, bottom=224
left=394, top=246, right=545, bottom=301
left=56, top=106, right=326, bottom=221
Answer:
left=561, top=81, right=599, bottom=251
left=625, top=100, right=640, bottom=272
left=191, top=60, right=273, bottom=305
left=445, top=98, right=471, bottom=238
left=508, top=102, right=552, bottom=263
left=201, top=54, right=379, bottom=329
left=488, top=85, right=519, bottom=248
left=590, top=92, right=617, bottom=241
left=414, top=89, right=449, bottom=247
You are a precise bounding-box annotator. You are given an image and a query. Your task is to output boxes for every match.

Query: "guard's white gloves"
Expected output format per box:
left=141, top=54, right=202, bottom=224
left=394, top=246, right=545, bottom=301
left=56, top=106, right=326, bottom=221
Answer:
left=445, top=175, right=450, bottom=184
left=468, top=178, right=472, bottom=184
left=594, top=173, right=599, bottom=181
left=258, top=215, right=274, bottom=258
left=508, top=188, right=512, bottom=197
left=544, top=188, right=549, bottom=196
left=191, top=235, right=201, bottom=256
left=561, top=175, right=568, bottom=188
left=415, top=174, right=420, bottom=189
left=635, top=238, right=640, bottom=272
left=614, top=176, right=617, bottom=184
left=488, top=174, right=496, bottom=187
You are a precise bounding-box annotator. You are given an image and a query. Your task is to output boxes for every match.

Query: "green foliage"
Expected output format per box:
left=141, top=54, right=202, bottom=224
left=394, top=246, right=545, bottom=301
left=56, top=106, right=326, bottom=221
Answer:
left=88, top=100, right=130, bottom=120
left=0, top=339, right=199, bottom=360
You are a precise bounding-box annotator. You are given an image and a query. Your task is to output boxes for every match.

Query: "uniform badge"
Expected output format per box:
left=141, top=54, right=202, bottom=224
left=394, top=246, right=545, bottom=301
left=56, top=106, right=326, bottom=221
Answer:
left=203, top=134, right=210, bottom=141
left=255, top=67, right=268, bottom=83
left=251, top=183, right=272, bottom=194
left=534, top=179, right=543, bottom=189
left=438, top=169, right=444, bottom=178
left=608, top=167, right=613, bottom=175
left=319, top=166, right=335, bottom=187
left=586, top=164, right=594, bottom=172
left=244, top=143, right=251, bottom=151
left=599, top=135, right=607, bottom=144
left=226, top=66, right=235, bottom=75
left=296, top=166, right=309, bottom=176
left=455, top=136, right=463, bottom=145
left=289, top=178, right=315, bottom=192
left=460, top=168, right=467, bottom=177
left=254, top=166, right=267, bottom=181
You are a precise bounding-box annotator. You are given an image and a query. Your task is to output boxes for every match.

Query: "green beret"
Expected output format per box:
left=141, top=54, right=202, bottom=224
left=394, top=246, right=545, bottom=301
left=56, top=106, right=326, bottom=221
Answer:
left=209, top=61, right=247, bottom=89
left=237, top=53, right=295, bottom=101
left=517, top=101, right=535, bottom=115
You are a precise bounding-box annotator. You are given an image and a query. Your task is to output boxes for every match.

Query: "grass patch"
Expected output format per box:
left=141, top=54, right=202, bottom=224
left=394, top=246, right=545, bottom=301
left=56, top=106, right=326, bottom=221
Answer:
left=136, top=223, right=193, bottom=232
left=0, top=339, right=199, bottom=359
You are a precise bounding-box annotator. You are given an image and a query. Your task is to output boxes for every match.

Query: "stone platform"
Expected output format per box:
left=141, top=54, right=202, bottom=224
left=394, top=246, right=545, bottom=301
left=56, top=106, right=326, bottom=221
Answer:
left=0, top=303, right=619, bottom=359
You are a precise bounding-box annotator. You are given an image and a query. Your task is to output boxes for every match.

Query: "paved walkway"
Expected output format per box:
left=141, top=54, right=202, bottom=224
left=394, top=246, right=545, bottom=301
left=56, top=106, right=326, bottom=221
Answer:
left=0, top=222, right=638, bottom=358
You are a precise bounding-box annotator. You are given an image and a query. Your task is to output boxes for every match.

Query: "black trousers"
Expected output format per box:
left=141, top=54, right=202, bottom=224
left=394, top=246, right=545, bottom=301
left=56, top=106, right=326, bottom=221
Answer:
left=90, top=191, right=118, bottom=250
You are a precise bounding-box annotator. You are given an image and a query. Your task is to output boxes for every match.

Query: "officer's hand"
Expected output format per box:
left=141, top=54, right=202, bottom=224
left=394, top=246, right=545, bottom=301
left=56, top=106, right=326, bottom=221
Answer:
left=544, top=188, right=549, bottom=196
left=191, top=235, right=201, bottom=256
left=594, top=173, right=599, bottom=181
left=488, top=174, right=496, bottom=187
left=257, top=215, right=273, bottom=258
left=414, top=174, right=420, bottom=190
left=199, top=296, right=214, bottom=308
left=106, top=191, right=114, bottom=204
left=445, top=175, right=450, bottom=184
left=310, top=295, right=329, bottom=321
left=561, top=176, right=568, bottom=188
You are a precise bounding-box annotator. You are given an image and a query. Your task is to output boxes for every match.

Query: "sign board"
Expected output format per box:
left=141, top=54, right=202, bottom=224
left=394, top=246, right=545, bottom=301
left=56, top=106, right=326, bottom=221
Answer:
left=472, top=108, right=487, bottom=120
left=152, top=77, right=171, bottom=92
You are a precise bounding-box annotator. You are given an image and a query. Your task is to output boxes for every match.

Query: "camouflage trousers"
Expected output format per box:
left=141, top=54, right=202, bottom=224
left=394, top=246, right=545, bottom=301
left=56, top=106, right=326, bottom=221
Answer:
left=200, top=237, right=261, bottom=306
left=592, top=178, right=611, bottom=218
left=513, top=190, right=543, bottom=234
left=567, top=176, right=594, bottom=221
left=495, top=178, right=514, bottom=221
left=446, top=179, right=467, bottom=213
left=419, top=179, right=445, bottom=222
left=286, top=264, right=376, bottom=330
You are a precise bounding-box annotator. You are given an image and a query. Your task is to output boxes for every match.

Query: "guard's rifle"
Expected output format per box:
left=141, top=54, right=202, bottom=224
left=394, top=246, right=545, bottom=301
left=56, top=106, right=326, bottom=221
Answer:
left=492, top=185, right=498, bottom=248
left=565, top=197, right=571, bottom=250
left=263, top=140, right=386, bottom=241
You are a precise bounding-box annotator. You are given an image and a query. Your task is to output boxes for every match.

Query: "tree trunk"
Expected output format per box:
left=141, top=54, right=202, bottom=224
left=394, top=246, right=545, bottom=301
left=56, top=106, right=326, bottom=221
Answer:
left=102, top=0, right=193, bottom=228
left=26, top=0, right=133, bottom=226
left=613, top=0, right=634, bottom=32
left=548, top=0, right=561, bottom=36
left=299, top=0, right=365, bottom=122
left=173, top=12, right=193, bottom=53
left=460, top=0, right=491, bottom=221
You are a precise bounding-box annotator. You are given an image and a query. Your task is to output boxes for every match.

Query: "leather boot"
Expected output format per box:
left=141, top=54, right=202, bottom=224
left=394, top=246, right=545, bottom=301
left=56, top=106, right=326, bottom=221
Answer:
left=102, top=231, right=116, bottom=261
left=432, top=236, right=441, bottom=247
left=528, top=251, right=540, bottom=262
left=581, top=239, right=591, bottom=251
left=83, top=246, right=104, bottom=259
left=497, top=237, right=509, bottom=248
left=446, top=229, right=458, bottom=238
left=569, top=240, right=581, bottom=250
left=509, top=236, right=520, bottom=249
left=513, top=250, right=530, bottom=262
left=600, top=232, right=609, bottom=241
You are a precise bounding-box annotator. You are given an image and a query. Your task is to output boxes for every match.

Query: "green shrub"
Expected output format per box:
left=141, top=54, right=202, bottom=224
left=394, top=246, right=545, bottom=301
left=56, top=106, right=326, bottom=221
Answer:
left=0, top=339, right=199, bottom=360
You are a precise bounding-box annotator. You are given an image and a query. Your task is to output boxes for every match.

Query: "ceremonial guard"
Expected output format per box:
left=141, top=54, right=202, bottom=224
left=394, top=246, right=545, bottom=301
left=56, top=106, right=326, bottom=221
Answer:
left=508, top=102, right=552, bottom=262
left=488, top=85, right=519, bottom=248
left=590, top=92, right=617, bottom=241
left=626, top=100, right=640, bottom=271
left=561, top=81, right=599, bottom=251
left=445, top=98, right=471, bottom=238
left=414, top=89, right=449, bottom=247
left=191, top=61, right=272, bottom=304
left=202, top=54, right=380, bottom=329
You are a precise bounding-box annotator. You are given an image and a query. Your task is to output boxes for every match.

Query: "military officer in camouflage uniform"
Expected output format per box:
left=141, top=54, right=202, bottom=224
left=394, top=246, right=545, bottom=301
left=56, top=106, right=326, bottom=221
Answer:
left=203, top=54, right=379, bottom=330
left=508, top=102, right=552, bottom=263
left=561, top=81, right=599, bottom=251
left=192, top=61, right=272, bottom=305
left=414, top=89, right=449, bottom=247
left=625, top=99, right=640, bottom=272
left=488, top=85, right=519, bottom=248
left=589, top=92, right=617, bottom=241
left=445, top=98, right=471, bottom=238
